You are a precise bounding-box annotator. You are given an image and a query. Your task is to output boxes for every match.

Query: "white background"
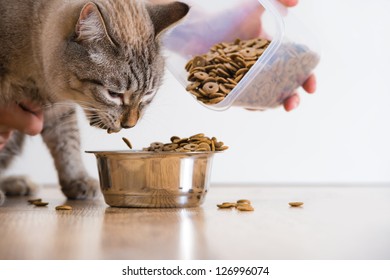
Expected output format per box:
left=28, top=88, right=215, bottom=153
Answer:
left=6, top=0, right=390, bottom=185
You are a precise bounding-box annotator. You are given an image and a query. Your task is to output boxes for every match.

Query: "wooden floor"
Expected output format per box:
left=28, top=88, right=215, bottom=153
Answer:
left=1, top=184, right=390, bottom=260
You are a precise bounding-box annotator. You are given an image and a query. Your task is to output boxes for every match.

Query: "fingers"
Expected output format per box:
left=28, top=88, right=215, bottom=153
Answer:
left=283, top=74, right=316, bottom=112
left=283, top=94, right=300, bottom=112
left=302, top=74, right=316, bottom=94
left=0, top=102, right=44, bottom=136
left=278, top=0, right=299, bottom=7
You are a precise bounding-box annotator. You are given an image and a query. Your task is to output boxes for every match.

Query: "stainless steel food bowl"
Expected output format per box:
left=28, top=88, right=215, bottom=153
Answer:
left=86, top=150, right=216, bottom=208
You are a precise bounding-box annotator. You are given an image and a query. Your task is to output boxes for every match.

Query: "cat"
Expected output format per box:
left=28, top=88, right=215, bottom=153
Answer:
left=0, top=0, right=189, bottom=205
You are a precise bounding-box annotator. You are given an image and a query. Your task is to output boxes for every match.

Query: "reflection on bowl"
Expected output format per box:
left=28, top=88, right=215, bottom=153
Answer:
left=86, top=150, right=217, bottom=208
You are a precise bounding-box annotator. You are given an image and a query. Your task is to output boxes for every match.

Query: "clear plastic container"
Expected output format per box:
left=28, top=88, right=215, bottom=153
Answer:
left=163, top=0, right=320, bottom=110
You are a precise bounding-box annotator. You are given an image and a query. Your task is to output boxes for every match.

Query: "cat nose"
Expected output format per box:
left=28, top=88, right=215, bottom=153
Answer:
left=121, top=123, right=135, bottom=129
left=121, top=110, right=139, bottom=129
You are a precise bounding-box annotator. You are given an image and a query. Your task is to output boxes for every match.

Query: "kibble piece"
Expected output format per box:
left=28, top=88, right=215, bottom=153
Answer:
left=170, top=136, right=180, bottom=143
left=289, top=202, right=304, bottom=207
left=234, top=74, right=244, bottom=83
left=217, top=202, right=236, bottom=209
left=197, top=142, right=211, bottom=151
left=223, top=45, right=239, bottom=53
left=205, top=97, right=223, bottom=105
left=214, top=141, right=224, bottom=148
left=240, top=47, right=257, bottom=57
left=193, top=71, right=209, bottom=81
left=236, top=68, right=249, bottom=76
left=193, top=56, right=207, bottom=67
left=150, top=142, right=164, bottom=150
left=236, top=204, right=254, bottom=211
left=185, top=59, right=193, bottom=71
left=236, top=199, right=251, bottom=204
left=122, top=137, right=132, bottom=149
left=33, top=201, right=49, bottom=207
left=177, top=138, right=189, bottom=144
left=210, top=140, right=216, bottom=151
left=216, top=145, right=229, bottom=151
left=55, top=205, right=73, bottom=211
left=202, top=82, right=219, bottom=95
left=186, top=82, right=201, bottom=91
left=224, top=83, right=236, bottom=89
left=255, top=39, right=269, bottom=48
left=209, top=93, right=225, bottom=99
left=183, top=143, right=198, bottom=151
left=235, top=203, right=247, bottom=208
left=219, top=84, right=230, bottom=95
left=163, top=143, right=179, bottom=151
left=28, top=198, right=42, bottom=204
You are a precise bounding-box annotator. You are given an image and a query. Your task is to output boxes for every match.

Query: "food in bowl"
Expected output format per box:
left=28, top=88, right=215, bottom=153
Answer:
left=142, top=133, right=228, bottom=152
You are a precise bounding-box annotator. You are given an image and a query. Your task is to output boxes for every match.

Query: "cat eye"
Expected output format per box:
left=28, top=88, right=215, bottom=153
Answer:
left=108, top=90, right=124, bottom=99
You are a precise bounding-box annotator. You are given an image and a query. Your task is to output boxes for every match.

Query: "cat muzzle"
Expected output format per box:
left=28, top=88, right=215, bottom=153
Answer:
left=107, top=127, right=122, bottom=134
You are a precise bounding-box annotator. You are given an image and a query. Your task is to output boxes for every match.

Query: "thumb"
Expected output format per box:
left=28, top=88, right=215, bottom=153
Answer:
left=0, top=102, right=44, bottom=135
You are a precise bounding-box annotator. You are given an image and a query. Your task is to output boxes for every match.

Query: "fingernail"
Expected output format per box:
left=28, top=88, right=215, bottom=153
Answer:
left=293, top=100, right=300, bottom=109
left=289, top=99, right=300, bottom=111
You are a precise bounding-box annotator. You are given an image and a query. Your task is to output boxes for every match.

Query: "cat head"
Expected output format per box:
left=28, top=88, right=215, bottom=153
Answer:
left=61, top=1, right=189, bottom=133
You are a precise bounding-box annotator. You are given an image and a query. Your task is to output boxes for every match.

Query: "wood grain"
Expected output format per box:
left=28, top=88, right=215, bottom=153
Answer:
left=1, top=184, right=390, bottom=260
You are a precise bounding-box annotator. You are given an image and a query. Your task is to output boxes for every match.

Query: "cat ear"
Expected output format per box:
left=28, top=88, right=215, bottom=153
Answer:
left=75, top=2, right=113, bottom=44
left=147, top=2, right=190, bottom=37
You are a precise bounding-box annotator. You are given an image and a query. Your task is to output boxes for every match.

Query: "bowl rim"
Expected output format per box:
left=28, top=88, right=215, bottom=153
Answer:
left=85, top=150, right=223, bottom=156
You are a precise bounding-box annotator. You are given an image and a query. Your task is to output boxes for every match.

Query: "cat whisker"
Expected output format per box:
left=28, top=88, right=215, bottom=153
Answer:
left=90, top=119, right=109, bottom=130
left=47, top=101, right=119, bottom=131
left=49, top=104, right=114, bottom=123
left=49, top=102, right=96, bottom=112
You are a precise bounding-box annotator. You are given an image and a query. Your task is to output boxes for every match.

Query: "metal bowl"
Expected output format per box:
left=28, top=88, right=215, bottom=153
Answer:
left=86, top=150, right=216, bottom=208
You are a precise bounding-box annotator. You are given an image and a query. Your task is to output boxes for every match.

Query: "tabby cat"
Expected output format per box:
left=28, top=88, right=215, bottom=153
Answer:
left=0, top=0, right=189, bottom=205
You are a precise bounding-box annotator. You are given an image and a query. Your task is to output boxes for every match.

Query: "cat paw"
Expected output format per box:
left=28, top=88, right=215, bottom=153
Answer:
left=0, top=176, right=39, bottom=197
left=0, top=190, right=5, bottom=206
left=60, top=177, right=99, bottom=200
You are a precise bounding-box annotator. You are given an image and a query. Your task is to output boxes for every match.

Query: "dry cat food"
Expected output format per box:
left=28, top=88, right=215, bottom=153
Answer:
left=217, top=199, right=254, bottom=212
left=289, top=201, right=304, bottom=207
left=28, top=198, right=72, bottom=210
left=27, top=198, right=48, bottom=207
left=33, top=201, right=49, bottom=207
left=27, top=198, right=42, bottom=204
left=185, top=38, right=319, bottom=109
left=142, top=133, right=228, bottom=152
left=217, top=202, right=237, bottom=209
left=122, top=137, right=133, bottom=149
left=185, top=38, right=270, bottom=105
left=233, top=43, right=319, bottom=109
left=55, top=205, right=73, bottom=211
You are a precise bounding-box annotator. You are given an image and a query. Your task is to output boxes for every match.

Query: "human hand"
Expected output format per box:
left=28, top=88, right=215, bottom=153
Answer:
left=164, top=0, right=317, bottom=111
left=241, top=0, right=316, bottom=112
left=0, top=101, right=44, bottom=150
left=283, top=74, right=316, bottom=112
left=276, top=0, right=317, bottom=112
